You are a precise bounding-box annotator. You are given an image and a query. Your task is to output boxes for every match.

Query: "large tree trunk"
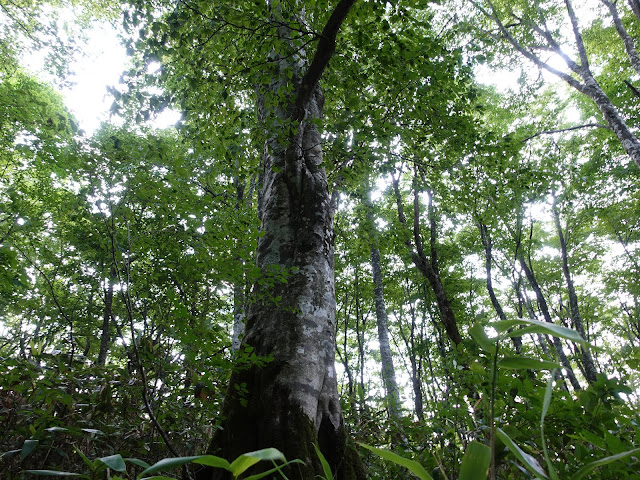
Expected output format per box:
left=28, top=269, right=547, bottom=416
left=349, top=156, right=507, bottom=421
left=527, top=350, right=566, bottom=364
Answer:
left=203, top=2, right=364, bottom=479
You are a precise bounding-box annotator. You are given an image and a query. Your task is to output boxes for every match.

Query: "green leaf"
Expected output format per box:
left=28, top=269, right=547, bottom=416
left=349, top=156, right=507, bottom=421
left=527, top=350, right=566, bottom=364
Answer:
left=458, top=441, right=491, bottom=480
left=496, top=428, right=547, bottom=480
left=498, top=357, right=560, bottom=370
left=540, top=373, right=559, bottom=480
left=21, top=471, right=87, bottom=477
left=243, top=460, right=304, bottom=480
left=97, top=454, right=127, bottom=472
left=45, top=427, right=69, bottom=433
left=359, top=443, right=433, bottom=480
left=21, top=439, right=38, bottom=460
left=228, top=448, right=286, bottom=477
left=469, top=323, right=497, bottom=355
left=137, top=477, right=177, bottom=480
left=493, top=319, right=587, bottom=346
left=573, top=448, right=640, bottom=480
left=125, top=458, right=151, bottom=469
left=138, top=456, right=208, bottom=477
left=192, top=455, right=232, bottom=470
left=1, top=449, right=21, bottom=459
left=75, top=448, right=94, bottom=471
left=313, top=443, right=334, bottom=480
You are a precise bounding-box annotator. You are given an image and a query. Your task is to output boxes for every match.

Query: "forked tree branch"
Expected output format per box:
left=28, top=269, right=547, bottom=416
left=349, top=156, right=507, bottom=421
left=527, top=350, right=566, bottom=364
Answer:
left=294, top=0, right=357, bottom=119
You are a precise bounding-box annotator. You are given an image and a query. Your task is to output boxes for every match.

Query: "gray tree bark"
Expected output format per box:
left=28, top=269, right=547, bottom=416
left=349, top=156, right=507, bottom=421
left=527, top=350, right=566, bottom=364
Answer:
left=628, top=0, right=640, bottom=23
left=551, top=199, right=599, bottom=384
left=204, top=2, right=364, bottom=479
left=365, top=197, right=401, bottom=419
left=391, top=173, right=463, bottom=346
left=476, top=0, right=640, bottom=168
left=477, top=220, right=523, bottom=354
left=518, top=256, right=582, bottom=391
left=601, top=0, right=640, bottom=77
left=97, top=264, right=116, bottom=366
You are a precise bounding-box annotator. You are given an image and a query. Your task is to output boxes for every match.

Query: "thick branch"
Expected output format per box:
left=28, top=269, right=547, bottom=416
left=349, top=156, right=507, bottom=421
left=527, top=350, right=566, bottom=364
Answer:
left=294, top=0, right=356, bottom=119
left=603, top=0, right=640, bottom=77
left=628, top=0, right=640, bottom=24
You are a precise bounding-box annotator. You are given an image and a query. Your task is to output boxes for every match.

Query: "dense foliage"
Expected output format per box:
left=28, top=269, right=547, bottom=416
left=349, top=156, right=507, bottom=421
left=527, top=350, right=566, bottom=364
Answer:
left=1, top=0, right=640, bottom=479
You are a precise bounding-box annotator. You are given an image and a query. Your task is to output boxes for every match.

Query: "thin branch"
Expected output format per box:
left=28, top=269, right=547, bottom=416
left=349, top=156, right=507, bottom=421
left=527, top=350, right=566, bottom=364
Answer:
left=624, top=79, right=640, bottom=100
left=522, top=123, right=610, bottom=142
left=564, top=0, right=590, bottom=72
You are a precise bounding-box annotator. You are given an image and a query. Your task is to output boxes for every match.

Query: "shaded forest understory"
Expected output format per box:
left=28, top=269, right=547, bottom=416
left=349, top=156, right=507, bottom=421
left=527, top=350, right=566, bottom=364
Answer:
left=2, top=0, right=640, bottom=479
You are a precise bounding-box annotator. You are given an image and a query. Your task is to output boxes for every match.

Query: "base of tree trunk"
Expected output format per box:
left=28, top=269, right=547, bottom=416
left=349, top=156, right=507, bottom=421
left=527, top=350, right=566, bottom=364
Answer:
left=196, top=362, right=366, bottom=480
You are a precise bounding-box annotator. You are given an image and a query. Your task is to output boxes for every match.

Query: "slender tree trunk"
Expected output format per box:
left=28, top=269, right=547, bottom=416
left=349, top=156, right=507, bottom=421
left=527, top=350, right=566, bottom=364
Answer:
left=398, top=288, right=424, bottom=421
left=364, top=195, right=401, bottom=420
left=551, top=200, right=598, bottom=384
left=477, top=221, right=522, bottom=353
left=518, top=256, right=582, bottom=391
left=336, top=291, right=357, bottom=418
left=97, top=264, right=116, bottom=367
left=391, top=173, right=463, bottom=346
left=602, top=0, right=640, bottom=76
left=354, top=269, right=368, bottom=417
left=205, top=3, right=364, bottom=478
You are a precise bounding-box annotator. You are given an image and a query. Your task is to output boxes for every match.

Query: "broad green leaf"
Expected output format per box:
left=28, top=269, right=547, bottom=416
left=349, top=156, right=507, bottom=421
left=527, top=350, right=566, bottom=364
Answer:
left=192, top=455, right=232, bottom=470
left=21, top=439, right=38, bottom=460
left=97, top=454, right=127, bottom=472
left=126, top=458, right=151, bottom=469
left=490, top=320, right=520, bottom=333
left=573, top=448, right=640, bottom=480
left=228, top=448, right=286, bottom=476
left=21, top=471, right=87, bottom=478
left=496, top=428, right=547, bottom=479
left=1, top=449, right=21, bottom=459
left=498, top=357, right=560, bottom=370
left=313, top=443, right=334, bottom=480
left=458, top=441, right=491, bottom=480
left=138, top=456, right=208, bottom=477
left=493, top=319, right=587, bottom=346
left=359, top=443, right=433, bottom=480
left=469, top=323, right=497, bottom=355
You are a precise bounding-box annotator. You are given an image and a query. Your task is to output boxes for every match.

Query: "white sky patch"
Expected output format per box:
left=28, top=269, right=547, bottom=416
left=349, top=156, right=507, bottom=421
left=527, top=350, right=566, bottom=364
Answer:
left=23, top=20, right=181, bottom=134
left=60, top=25, right=128, bottom=135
